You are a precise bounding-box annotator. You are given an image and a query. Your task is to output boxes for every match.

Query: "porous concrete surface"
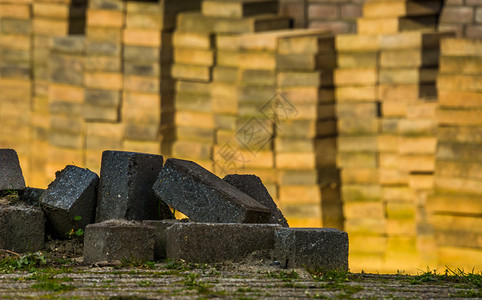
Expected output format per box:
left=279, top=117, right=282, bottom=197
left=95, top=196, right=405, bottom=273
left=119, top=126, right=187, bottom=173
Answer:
left=0, top=256, right=478, bottom=299
left=96, top=150, right=173, bottom=222
left=275, top=227, right=349, bottom=270
left=83, top=220, right=156, bottom=264
left=40, top=165, right=99, bottom=238
left=165, top=222, right=281, bottom=263
left=0, top=149, right=25, bottom=190
left=223, top=174, right=289, bottom=227
left=153, top=158, right=271, bottom=223
left=0, top=198, right=45, bottom=252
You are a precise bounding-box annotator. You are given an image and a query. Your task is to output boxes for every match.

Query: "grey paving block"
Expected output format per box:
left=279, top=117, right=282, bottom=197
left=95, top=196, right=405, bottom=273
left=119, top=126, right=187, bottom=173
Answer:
left=96, top=151, right=174, bottom=222
left=223, top=174, right=288, bottom=227
left=143, top=219, right=179, bottom=259
left=19, top=188, right=45, bottom=206
left=40, top=165, right=99, bottom=238
left=83, top=220, right=155, bottom=264
left=165, top=222, right=280, bottom=263
left=153, top=158, right=271, bottom=223
left=0, top=149, right=26, bottom=190
left=0, top=201, right=45, bottom=252
left=274, top=228, right=349, bottom=271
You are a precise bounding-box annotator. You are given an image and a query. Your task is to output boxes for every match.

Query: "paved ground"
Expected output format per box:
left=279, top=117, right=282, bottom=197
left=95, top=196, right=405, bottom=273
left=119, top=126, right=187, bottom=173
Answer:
left=0, top=256, right=480, bottom=299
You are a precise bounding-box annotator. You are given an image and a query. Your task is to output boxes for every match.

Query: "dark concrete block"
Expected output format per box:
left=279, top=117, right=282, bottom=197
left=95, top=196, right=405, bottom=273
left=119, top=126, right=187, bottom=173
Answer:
left=83, top=220, right=155, bottom=264
left=143, top=219, right=179, bottom=259
left=165, top=222, right=280, bottom=263
left=96, top=151, right=173, bottom=222
left=153, top=158, right=271, bottom=223
left=19, top=187, right=45, bottom=206
left=40, top=165, right=99, bottom=238
left=223, top=174, right=288, bottom=227
left=0, top=201, right=45, bottom=252
left=0, top=149, right=26, bottom=190
left=274, top=228, right=349, bottom=271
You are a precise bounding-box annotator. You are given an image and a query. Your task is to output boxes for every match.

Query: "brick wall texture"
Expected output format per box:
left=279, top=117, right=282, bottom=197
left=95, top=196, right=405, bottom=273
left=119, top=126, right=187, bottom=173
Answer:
left=0, top=0, right=481, bottom=274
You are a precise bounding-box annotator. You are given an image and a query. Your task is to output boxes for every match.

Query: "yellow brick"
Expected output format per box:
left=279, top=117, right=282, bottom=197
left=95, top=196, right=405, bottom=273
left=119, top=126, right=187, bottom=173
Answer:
left=437, top=247, right=482, bottom=273
left=434, top=176, right=482, bottom=195
left=437, top=108, right=482, bottom=126
left=123, top=29, right=161, bottom=47
left=341, top=168, right=379, bottom=184
left=334, top=68, right=378, bottom=86
left=87, top=10, right=124, bottom=28
left=48, top=83, right=84, bottom=103
left=398, top=137, right=437, bottom=155
left=363, top=0, right=441, bottom=18
left=427, top=193, right=482, bottom=215
left=84, top=72, right=123, bottom=90
left=441, top=38, right=482, bottom=57
left=335, top=34, right=380, bottom=51
left=174, top=47, right=214, bottom=66
left=0, top=3, right=30, bottom=19
left=279, top=185, right=321, bottom=204
left=438, top=90, right=482, bottom=108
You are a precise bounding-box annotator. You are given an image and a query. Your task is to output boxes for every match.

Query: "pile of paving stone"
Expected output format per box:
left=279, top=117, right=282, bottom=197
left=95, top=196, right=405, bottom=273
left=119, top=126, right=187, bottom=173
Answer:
left=0, top=148, right=348, bottom=271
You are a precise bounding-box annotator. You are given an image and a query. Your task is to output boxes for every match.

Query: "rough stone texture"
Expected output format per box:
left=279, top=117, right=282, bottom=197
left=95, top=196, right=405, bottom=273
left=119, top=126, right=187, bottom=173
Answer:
left=40, top=165, right=99, bottom=238
left=96, top=151, right=173, bottom=222
left=0, top=201, right=45, bottom=252
left=274, top=228, right=349, bottom=271
left=165, top=222, right=281, bottom=263
left=19, top=188, right=45, bottom=206
left=223, top=174, right=289, bottom=227
left=83, top=220, right=155, bottom=264
left=0, top=149, right=26, bottom=190
left=153, top=158, right=271, bottom=223
left=143, top=219, right=179, bottom=259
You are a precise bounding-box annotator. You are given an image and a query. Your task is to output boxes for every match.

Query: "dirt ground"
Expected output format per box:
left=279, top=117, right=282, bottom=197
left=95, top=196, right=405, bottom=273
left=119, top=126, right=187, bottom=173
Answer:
left=0, top=239, right=480, bottom=299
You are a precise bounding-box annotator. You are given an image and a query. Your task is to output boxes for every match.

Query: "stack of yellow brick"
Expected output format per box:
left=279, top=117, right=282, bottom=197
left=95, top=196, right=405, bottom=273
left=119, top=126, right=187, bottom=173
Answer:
left=171, top=0, right=290, bottom=172
left=428, top=38, right=482, bottom=271
left=0, top=1, right=32, bottom=181
left=83, top=0, right=125, bottom=173
left=234, top=31, right=281, bottom=198
left=358, top=0, right=442, bottom=35
left=378, top=31, right=451, bottom=271
left=32, top=0, right=86, bottom=187
left=122, top=1, right=171, bottom=154
left=275, top=31, right=340, bottom=227
left=334, top=33, right=383, bottom=271
left=335, top=0, right=446, bottom=273
left=47, top=36, right=86, bottom=178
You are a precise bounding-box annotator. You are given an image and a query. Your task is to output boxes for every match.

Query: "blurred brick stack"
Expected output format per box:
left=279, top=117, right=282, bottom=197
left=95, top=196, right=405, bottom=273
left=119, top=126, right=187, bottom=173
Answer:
left=278, top=0, right=366, bottom=33
left=275, top=31, right=340, bottom=227
left=233, top=31, right=286, bottom=199
left=334, top=33, right=383, bottom=270
left=83, top=0, right=125, bottom=173
left=378, top=31, right=451, bottom=271
left=171, top=0, right=290, bottom=171
left=428, top=38, right=482, bottom=270
left=47, top=36, right=86, bottom=178
left=357, top=0, right=442, bottom=35
left=123, top=1, right=170, bottom=154
left=334, top=0, right=445, bottom=273
left=32, top=0, right=86, bottom=186
left=0, top=1, right=33, bottom=181
left=439, top=1, right=482, bottom=38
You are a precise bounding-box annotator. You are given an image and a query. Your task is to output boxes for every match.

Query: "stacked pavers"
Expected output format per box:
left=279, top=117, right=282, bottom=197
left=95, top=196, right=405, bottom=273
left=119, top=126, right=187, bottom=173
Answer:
left=0, top=1, right=32, bottom=182
left=334, top=33, right=384, bottom=271
left=0, top=148, right=349, bottom=271
left=275, top=31, right=340, bottom=228
left=357, top=0, right=442, bottom=35
left=278, top=0, right=365, bottom=34
left=123, top=1, right=200, bottom=154
left=169, top=3, right=214, bottom=170
left=0, top=149, right=45, bottom=252
left=47, top=36, right=86, bottom=181
left=335, top=0, right=452, bottom=272
left=427, top=38, right=482, bottom=270
left=169, top=0, right=290, bottom=172
left=378, top=31, right=452, bottom=270
left=439, top=1, right=482, bottom=39
left=83, top=0, right=125, bottom=173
